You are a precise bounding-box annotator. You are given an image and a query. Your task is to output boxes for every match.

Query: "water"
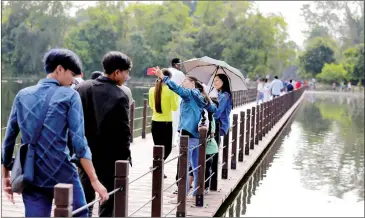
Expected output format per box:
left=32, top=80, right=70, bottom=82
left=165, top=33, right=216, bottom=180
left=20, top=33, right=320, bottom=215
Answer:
left=218, top=92, right=364, bottom=217
left=1, top=80, right=153, bottom=145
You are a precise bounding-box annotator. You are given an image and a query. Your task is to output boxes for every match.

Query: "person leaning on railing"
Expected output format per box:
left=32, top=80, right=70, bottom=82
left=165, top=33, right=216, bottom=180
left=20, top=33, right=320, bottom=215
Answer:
left=1, top=48, right=108, bottom=217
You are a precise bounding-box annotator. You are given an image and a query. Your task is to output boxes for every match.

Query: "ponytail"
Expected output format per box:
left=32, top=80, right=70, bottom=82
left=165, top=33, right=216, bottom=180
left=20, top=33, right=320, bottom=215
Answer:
left=154, top=68, right=172, bottom=114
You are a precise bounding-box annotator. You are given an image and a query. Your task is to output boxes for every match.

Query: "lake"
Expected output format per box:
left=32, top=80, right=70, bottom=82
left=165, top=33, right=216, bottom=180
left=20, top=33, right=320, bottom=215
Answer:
left=1, top=80, right=154, bottom=145
left=217, top=92, right=364, bottom=217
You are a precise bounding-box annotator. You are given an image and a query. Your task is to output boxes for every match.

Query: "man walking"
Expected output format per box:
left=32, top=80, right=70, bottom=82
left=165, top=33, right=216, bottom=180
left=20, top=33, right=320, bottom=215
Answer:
left=270, top=76, right=283, bottom=98
left=1, top=48, right=108, bottom=217
left=75, top=51, right=132, bottom=217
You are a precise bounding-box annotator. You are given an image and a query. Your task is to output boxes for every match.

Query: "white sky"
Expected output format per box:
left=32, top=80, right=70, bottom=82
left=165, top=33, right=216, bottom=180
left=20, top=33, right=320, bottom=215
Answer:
left=70, top=1, right=309, bottom=47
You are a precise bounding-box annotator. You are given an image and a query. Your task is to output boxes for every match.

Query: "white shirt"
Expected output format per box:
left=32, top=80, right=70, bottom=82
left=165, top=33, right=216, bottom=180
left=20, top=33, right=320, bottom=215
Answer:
left=168, top=67, right=185, bottom=85
left=270, top=79, right=283, bottom=95
left=257, top=82, right=264, bottom=93
left=119, top=85, right=134, bottom=107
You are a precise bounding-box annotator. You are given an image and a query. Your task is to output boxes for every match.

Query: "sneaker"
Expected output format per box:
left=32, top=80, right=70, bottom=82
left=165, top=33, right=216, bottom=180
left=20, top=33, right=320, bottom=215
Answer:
left=204, top=189, right=210, bottom=195
left=164, top=174, right=167, bottom=179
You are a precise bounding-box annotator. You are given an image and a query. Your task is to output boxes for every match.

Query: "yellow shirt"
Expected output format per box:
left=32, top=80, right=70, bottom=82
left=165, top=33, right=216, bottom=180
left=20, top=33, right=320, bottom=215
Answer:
left=149, top=85, right=178, bottom=122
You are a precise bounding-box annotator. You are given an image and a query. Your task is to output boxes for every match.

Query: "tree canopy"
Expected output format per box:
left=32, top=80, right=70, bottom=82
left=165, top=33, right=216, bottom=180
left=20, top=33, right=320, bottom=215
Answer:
left=1, top=1, right=297, bottom=80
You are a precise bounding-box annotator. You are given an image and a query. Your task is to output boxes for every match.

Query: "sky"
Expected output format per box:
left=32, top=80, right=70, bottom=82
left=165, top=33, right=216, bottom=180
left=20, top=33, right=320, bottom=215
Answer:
left=70, top=1, right=309, bottom=47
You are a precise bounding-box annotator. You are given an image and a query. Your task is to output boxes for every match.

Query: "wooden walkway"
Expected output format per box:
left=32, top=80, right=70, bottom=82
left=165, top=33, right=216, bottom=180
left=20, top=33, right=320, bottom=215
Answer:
left=1, top=91, right=305, bottom=217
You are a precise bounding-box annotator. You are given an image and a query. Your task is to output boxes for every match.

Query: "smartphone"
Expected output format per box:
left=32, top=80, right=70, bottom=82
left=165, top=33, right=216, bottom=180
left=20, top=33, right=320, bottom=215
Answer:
left=146, top=67, right=156, bottom=76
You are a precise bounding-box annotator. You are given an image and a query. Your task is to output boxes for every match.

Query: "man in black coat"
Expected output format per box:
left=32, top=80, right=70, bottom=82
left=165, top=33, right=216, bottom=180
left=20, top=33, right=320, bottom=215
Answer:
left=75, top=51, right=132, bottom=217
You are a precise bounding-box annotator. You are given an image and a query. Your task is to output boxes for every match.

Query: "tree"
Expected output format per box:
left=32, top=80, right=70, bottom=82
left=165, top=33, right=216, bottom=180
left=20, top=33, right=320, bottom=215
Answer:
left=316, top=63, right=348, bottom=83
left=298, top=37, right=336, bottom=78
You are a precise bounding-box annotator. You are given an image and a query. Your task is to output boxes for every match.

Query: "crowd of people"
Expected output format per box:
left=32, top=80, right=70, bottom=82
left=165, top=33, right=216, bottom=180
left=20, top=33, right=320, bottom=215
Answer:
left=256, top=76, right=303, bottom=105
left=1, top=48, right=235, bottom=217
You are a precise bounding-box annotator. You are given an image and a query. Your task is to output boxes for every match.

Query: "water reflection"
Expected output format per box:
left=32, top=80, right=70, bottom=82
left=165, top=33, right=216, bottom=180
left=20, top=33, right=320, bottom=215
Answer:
left=221, top=93, right=364, bottom=217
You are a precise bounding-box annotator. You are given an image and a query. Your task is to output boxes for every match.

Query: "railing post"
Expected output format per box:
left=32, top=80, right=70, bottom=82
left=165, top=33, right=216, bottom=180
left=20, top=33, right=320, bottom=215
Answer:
left=210, top=121, right=220, bottom=191
left=151, top=146, right=164, bottom=217
left=176, top=135, right=189, bottom=217
left=268, top=100, right=272, bottom=131
left=250, top=107, right=255, bottom=150
left=258, top=104, right=262, bottom=141
left=255, top=105, right=259, bottom=145
left=222, top=133, right=229, bottom=179
left=239, top=111, right=245, bottom=162
left=114, top=160, right=129, bottom=217
left=196, top=126, right=208, bottom=207
left=54, top=184, right=73, bottom=217
left=245, top=109, right=250, bottom=155
left=231, top=114, right=238, bottom=169
left=130, top=102, right=135, bottom=143
left=142, top=99, right=148, bottom=138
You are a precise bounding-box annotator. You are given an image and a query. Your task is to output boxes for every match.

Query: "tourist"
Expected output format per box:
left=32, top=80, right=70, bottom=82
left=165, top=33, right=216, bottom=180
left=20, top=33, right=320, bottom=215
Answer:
left=119, top=83, right=134, bottom=107
left=75, top=51, right=132, bottom=217
left=1, top=48, right=108, bottom=217
left=153, top=67, right=217, bottom=199
left=212, top=74, right=233, bottom=190
left=256, top=78, right=264, bottom=105
left=332, top=82, right=337, bottom=91
left=204, top=97, right=219, bottom=195
left=71, top=71, right=85, bottom=88
left=91, top=71, right=102, bottom=80
left=295, top=80, right=302, bottom=90
left=347, top=81, right=352, bottom=92
left=263, top=78, right=271, bottom=102
left=287, top=79, right=294, bottom=92
left=270, top=76, right=283, bottom=98
left=149, top=68, right=178, bottom=178
left=168, top=58, right=185, bottom=147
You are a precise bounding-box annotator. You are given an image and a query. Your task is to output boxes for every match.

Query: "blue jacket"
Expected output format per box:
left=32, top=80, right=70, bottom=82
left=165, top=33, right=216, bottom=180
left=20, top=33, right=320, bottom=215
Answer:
left=214, top=91, right=232, bottom=135
left=163, top=76, right=216, bottom=138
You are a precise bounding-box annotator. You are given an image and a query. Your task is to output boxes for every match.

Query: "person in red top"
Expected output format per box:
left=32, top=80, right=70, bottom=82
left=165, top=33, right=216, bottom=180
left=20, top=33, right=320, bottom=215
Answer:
left=295, top=80, right=302, bottom=89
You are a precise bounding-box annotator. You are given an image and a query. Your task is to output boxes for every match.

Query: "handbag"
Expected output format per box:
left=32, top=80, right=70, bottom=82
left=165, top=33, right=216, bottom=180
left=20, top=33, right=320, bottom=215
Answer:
left=10, top=86, right=58, bottom=193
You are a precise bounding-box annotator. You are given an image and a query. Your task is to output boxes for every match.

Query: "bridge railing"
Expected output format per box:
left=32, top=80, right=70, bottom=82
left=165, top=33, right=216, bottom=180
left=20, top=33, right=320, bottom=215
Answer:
left=52, top=86, right=306, bottom=217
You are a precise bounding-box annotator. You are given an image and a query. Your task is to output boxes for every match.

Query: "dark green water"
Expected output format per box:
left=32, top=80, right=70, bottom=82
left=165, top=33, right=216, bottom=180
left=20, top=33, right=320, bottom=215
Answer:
left=218, top=93, right=364, bottom=217
left=1, top=80, right=153, bottom=145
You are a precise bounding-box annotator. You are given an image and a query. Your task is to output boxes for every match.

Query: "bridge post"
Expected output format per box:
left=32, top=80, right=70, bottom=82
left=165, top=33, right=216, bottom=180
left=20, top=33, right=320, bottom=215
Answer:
left=130, top=102, right=135, bottom=142
left=231, top=114, right=238, bottom=169
left=54, top=184, right=73, bottom=217
left=222, top=132, right=229, bottom=179
left=274, top=97, right=278, bottom=125
left=151, top=146, right=164, bottom=217
left=210, top=121, right=220, bottom=191
left=142, top=99, right=148, bottom=138
left=176, top=135, right=189, bottom=217
left=238, top=111, right=245, bottom=162
left=255, top=105, right=259, bottom=145
left=269, top=100, right=273, bottom=130
left=114, top=160, right=129, bottom=217
left=245, top=109, right=250, bottom=155
left=196, top=126, right=207, bottom=207
left=258, top=104, right=263, bottom=141
left=250, top=107, right=255, bottom=150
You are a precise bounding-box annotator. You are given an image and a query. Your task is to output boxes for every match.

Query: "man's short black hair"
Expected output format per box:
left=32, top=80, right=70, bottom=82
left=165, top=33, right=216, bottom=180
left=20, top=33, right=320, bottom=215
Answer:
left=289, top=79, right=292, bottom=83
left=274, top=76, right=278, bottom=79
left=171, top=58, right=182, bottom=66
left=91, top=71, right=103, bottom=80
left=43, top=48, right=82, bottom=75
left=102, top=51, right=132, bottom=75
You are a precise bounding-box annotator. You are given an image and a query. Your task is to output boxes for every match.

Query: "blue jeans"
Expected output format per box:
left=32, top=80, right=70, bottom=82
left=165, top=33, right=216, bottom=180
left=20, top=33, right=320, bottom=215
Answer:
left=256, top=91, right=264, bottom=104
left=187, top=138, right=199, bottom=196
left=22, top=177, right=88, bottom=217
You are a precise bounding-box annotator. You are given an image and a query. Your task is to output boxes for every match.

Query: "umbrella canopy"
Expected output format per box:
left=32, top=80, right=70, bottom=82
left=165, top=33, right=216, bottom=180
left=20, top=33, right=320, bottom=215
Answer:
left=183, top=56, right=248, bottom=92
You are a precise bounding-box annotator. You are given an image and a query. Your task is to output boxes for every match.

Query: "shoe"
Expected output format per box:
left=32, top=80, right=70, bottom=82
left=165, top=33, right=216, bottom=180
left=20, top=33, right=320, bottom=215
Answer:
left=164, top=174, right=167, bottom=179
left=204, top=189, right=210, bottom=195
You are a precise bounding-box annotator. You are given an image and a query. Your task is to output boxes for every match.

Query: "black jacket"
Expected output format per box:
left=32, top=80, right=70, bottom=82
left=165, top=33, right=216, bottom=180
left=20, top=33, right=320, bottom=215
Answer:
left=75, top=76, right=131, bottom=174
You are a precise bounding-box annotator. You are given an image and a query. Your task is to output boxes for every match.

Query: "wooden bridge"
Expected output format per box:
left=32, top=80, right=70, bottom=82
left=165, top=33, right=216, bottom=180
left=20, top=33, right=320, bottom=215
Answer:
left=1, top=87, right=306, bottom=217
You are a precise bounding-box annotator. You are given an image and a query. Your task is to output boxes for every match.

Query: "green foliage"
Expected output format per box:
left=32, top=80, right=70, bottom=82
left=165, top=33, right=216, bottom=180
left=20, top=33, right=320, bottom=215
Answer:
left=2, top=1, right=297, bottom=79
left=298, top=37, right=336, bottom=78
left=316, top=63, right=348, bottom=83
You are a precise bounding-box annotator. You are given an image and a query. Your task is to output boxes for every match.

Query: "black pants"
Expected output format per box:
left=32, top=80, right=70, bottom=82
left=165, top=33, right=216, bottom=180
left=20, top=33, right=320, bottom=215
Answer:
left=79, top=162, right=124, bottom=217
left=151, top=121, right=173, bottom=160
left=205, top=154, right=214, bottom=189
